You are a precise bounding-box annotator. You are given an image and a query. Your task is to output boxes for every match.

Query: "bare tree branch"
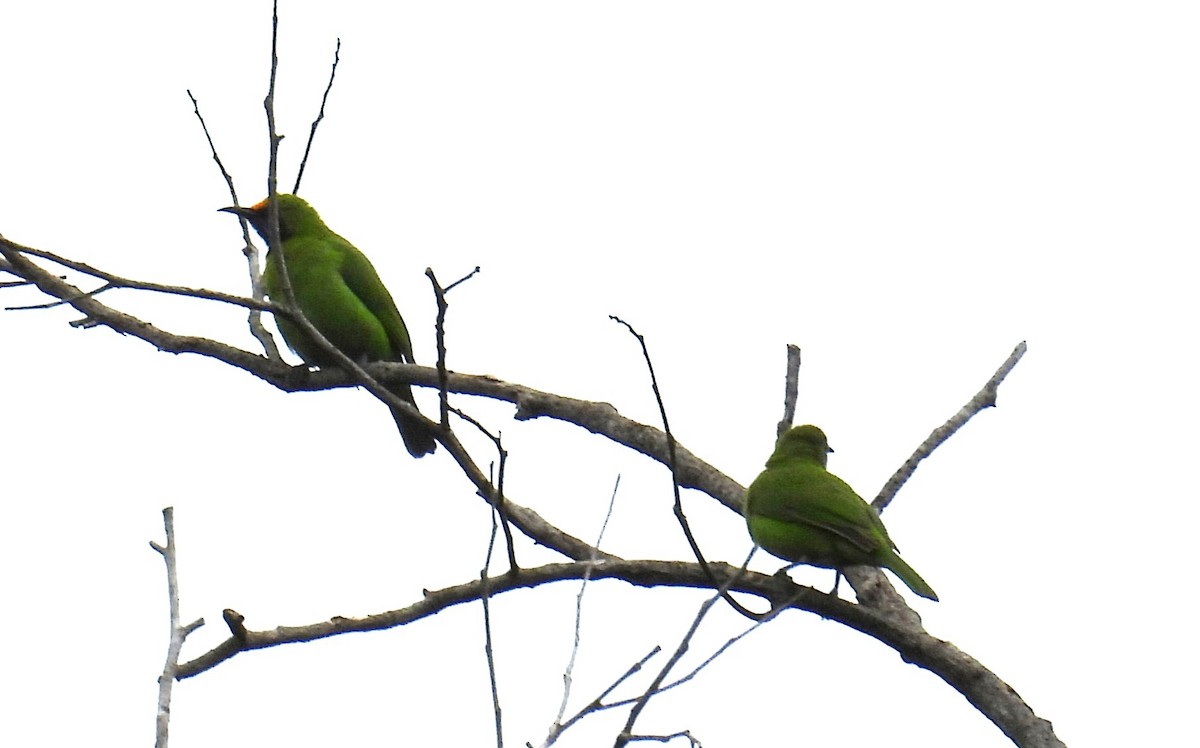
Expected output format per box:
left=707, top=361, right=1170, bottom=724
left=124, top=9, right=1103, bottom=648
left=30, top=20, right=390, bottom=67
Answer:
left=150, top=507, right=204, bottom=748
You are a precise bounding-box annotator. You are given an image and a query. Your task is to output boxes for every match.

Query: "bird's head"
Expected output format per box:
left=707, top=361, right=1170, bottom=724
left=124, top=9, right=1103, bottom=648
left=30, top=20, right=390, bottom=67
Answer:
left=768, top=424, right=833, bottom=467
left=219, top=193, right=322, bottom=243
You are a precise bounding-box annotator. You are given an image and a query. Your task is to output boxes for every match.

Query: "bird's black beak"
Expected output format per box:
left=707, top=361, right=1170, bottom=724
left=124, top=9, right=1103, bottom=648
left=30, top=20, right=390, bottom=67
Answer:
left=219, top=205, right=255, bottom=218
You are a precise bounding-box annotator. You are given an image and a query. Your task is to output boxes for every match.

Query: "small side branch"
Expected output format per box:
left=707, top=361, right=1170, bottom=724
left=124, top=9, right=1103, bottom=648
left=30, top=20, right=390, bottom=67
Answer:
left=837, top=343, right=1030, bottom=623
left=875, top=341, right=1028, bottom=510
left=426, top=266, right=482, bottom=428
left=777, top=343, right=801, bottom=438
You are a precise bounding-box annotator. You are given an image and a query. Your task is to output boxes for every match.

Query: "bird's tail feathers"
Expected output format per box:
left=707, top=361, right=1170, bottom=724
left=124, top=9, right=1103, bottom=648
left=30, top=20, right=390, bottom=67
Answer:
left=885, top=553, right=939, bottom=602
left=388, top=384, right=437, bottom=458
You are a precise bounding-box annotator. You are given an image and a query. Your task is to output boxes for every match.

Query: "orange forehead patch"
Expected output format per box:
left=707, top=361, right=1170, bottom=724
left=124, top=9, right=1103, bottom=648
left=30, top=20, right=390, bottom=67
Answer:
left=250, top=198, right=271, bottom=212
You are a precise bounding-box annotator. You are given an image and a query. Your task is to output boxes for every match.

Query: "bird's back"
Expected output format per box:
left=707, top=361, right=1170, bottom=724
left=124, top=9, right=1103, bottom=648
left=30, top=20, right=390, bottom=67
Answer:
left=265, top=232, right=393, bottom=365
left=746, top=458, right=893, bottom=568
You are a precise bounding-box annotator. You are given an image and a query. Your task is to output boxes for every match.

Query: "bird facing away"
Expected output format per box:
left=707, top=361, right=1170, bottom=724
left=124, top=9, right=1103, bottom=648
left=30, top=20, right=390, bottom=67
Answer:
left=220, top=194, right=436, bottom=457
left=744, top=424, right=937, bottom=601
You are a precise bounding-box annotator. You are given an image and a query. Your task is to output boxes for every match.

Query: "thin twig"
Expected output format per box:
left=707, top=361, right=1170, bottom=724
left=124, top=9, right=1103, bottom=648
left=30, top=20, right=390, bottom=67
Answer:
left=614, top=548, right=758, bottom=747
left=426, top=266, right=482, bottom=428
left=293, top=38, right=341, bottom=194
left=562, top=552, right=778, bottom=726
left=5, top=282, right=109, bottom=312
left=614, top=600, right=710, bottom=746
left=647, top=585, right=794, bottom=696
left=482, top=498, right=505, bottom=748
left=3, top=244, right=274, bottom=312
left=186, top=90, right=240, bottom=205
left=540, top=646, right=661, bottom=747
left=425, top=267, right=518, bottom=568
left=612, top=316, right=763, bottom=620
left=471, top=427, right=517, bottom=573
left=426, top=268, right=453, bottom=428
left=543, top=476, right=621, bottom=746
left=445, top=266, right=481, bottom=292
left=185, top=89, right=280, bottom=359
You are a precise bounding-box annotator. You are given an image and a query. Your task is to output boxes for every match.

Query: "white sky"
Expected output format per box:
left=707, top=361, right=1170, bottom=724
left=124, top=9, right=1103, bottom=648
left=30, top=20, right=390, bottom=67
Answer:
left=2, top=2, right=1197, bottom=746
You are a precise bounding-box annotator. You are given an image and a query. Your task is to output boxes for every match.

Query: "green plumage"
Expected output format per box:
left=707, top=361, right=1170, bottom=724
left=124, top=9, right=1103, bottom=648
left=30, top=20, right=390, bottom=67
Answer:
left=221, top=194, right=436, bottom=457
left=745, top=425, right=937, bottom=601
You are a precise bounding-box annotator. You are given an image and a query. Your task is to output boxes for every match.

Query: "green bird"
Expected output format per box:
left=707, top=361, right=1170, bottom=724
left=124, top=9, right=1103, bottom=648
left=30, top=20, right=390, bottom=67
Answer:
left=745, top=425, right=937, bottom=601
left=220, top=194, right=436, bottom=458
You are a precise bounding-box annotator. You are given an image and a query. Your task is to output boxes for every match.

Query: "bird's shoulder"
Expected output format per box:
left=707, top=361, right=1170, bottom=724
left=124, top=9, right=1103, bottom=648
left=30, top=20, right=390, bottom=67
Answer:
left=752, top=458, right=842, bottom=488
left=320, top=236, right=414, bottom=361
left=749, top=459, right=866, bottom=511
left=272, top=231, right=350, bottom=269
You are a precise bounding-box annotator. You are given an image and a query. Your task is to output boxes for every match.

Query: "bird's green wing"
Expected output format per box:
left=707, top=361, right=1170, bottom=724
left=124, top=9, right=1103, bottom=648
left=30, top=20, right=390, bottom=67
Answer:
left=329, top=235, right=436, bottom=456
left=334, top=234, right=417, bottom=364
left=749, top=464, right=887, bottom=555
left=266, top=235, right=390, bottom=365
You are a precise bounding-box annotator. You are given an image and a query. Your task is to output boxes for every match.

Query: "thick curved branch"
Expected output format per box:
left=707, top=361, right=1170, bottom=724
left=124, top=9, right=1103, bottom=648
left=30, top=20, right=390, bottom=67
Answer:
left=385, top=364, right=745, bottom=512
left=176, top=559, right=1059, bottom=748
left=0, top=238, right=744, bottom=515
left=0, top=240, right=609, bottom=562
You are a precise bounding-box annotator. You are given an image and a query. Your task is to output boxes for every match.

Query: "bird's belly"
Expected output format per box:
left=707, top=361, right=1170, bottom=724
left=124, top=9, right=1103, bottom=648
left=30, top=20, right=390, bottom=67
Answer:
left=748, top=516, right=855, bottom=569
